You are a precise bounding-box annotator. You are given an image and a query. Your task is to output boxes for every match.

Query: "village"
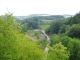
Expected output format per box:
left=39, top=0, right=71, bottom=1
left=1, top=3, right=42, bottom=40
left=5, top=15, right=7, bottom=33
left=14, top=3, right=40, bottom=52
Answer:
left=26, top=29, right=46, bottom=40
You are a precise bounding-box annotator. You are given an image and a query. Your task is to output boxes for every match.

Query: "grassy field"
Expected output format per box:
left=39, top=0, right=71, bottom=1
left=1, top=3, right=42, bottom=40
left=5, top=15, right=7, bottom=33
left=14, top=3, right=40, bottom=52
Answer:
left=26, top=30, right=36, bottom=34
left=39, top=25, right=50, bottom=30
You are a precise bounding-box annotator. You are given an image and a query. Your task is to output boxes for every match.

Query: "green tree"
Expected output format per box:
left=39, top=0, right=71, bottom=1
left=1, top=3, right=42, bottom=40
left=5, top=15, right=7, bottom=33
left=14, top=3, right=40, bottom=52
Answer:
left=46, top=20, right=62, bottom=35
left=60, top=36, right=71, bottom=47
left=50, top=34, right=60, bottom=46
left=67, top=38, right=80, bottom=60
left=16, top=34, right=45, bottom=60
left=27, top=21, right=39, bottom=29
left=38, top=39, right=48, bottom=49
left=67, top=24, right=80, bottom=38
left=21, top=23, right=28, bottom=33
left=59, top=24, right=67, bottom=34
left=67, top=12, right=80, bottom=25
left=47, top=42, right=69, bottom=60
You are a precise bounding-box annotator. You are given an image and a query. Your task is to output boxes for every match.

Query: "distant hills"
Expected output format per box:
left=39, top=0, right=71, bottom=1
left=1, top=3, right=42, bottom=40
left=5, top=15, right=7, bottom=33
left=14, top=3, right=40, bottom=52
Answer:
left=62, top=14, right=73, bottom=18
left=27, top=14, right=73, bottom=18
left=14, top=14, right=73, bottom=21
left=14, top=16, right=27, bottom=21
left=26, top=14, right=50, bottom=18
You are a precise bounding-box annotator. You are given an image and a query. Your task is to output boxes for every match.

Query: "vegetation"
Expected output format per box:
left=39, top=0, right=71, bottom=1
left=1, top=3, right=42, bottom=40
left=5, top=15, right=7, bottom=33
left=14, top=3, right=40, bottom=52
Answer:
left=0, top=14, right=45, bottom=60
left=47, top=42, right=69, bottom=60
left=39, top=25, right=50, bottom=30
left=18, top=15, right=64, bottom=33
left=0, top=12, right=80, bottom=60
left=46, top=12, right=80, bottom=60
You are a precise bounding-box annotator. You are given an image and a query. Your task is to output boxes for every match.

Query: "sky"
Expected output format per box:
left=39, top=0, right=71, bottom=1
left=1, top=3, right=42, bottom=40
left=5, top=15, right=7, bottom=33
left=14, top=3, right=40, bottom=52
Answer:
left=0, top=0, right=80, bottom=16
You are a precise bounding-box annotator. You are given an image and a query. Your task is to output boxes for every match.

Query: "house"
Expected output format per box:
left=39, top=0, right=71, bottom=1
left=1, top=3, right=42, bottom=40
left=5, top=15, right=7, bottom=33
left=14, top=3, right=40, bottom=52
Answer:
left=39, top=34, right=45, bottom=40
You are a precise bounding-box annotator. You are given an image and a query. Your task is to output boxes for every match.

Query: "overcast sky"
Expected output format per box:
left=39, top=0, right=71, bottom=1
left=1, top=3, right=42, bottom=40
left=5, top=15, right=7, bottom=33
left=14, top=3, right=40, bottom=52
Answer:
left=0, top=0, right=80, bottom=16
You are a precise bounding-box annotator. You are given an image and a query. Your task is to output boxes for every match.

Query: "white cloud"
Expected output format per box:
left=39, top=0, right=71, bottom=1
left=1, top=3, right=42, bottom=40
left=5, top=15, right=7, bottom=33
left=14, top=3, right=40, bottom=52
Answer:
left=0, top=0, right=80, bottom=16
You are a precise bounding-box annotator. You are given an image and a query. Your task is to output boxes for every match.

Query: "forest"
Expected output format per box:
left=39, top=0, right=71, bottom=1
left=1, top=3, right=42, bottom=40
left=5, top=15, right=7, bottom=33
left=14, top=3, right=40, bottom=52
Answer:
left=46, top=12, right=80, bottom=60
left=0, top=12, right=80, bottom=60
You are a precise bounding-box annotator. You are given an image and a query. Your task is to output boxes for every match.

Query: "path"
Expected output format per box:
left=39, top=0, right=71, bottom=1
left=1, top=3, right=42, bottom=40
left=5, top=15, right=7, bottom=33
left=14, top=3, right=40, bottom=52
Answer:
left=40, top=30, right=51, bottom=60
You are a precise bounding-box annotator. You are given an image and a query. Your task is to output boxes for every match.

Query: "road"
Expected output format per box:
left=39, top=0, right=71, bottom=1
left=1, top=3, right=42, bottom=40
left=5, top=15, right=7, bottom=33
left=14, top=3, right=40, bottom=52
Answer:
left=41, top=30, right=51, bottom=45
left=40, top=30, right=51, bottom=60
left=34, top=29, right=51, bottom=60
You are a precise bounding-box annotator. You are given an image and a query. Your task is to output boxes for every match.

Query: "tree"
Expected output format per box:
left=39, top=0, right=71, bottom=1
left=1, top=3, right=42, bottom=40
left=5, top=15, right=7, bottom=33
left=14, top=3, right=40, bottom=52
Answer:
left=67, top=38, right=80, bottom=60
left=60, top=36, right=71, bottom=47
left=47, top=42, right=69, bottom=60
left=38, top=39, right=48, bottom=49
left=59, top=24, right=67, bottom=34
left=27, top=21, right=39, bottom=29
left=67, top=24, right=80, bottom=38
left=50, top=34, right=60, bottom=46
left=46, top=20, right=62, bottom=35
left=21, top=23, right=28, bottom=33
left=0, top=13, right=20, bottom=59
left=16, top=34, right=45, bottom=60
left=67, top=12, right=80, bottom=25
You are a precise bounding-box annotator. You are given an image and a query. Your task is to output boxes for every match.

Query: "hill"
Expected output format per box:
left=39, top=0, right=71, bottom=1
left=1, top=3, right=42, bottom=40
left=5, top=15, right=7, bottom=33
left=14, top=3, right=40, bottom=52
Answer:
left=14, top=14, right=73, bottom=21
left=14, top=16, right=27, bottom=21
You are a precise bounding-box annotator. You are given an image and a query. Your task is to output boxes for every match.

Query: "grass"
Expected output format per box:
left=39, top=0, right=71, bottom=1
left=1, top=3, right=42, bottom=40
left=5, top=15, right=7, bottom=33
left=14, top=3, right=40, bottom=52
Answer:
left=39, top=25, right=50, bottom=30
left=26, top=30, right=36, bottom=34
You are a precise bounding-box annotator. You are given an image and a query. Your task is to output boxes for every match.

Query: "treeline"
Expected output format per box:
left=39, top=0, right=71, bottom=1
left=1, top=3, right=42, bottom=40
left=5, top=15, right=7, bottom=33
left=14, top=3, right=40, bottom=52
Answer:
left=46, top=12, right=80, bottom=60
left=18, top=15, right=64, bottom=33
left=28, top=15, right=64, bottom=20
left=16, top=15, right=64, bottom=21
left=21, top=17, right=40, bottom=33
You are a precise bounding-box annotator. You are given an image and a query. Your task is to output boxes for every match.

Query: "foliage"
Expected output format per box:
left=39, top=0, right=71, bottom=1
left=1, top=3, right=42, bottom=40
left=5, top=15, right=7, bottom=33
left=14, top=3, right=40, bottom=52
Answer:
left=40, top=20, right=52, bottom=25
left=19, top=15, right=64, bottom=33
left=39, top=25, right=50, bottom=30
left=38, top=39, right=48, bottom=49
left=21, top=23, right=28, bottom=33
left=50, top=34, right=80, bottom=60
left=46, top=20, right=62, bottom=34
left=1, top=12, right=80, bottom=60
left=0, top=14, right=45, bottom=60
left=67, top=38, right=80, bottom=60
left=47, top=42, right=69, bottom=60
left=27, top=21, right=39, bottom=29
left=67, top=12, right=80, bottom=25
left=50, top=34, right=60, bottom=46
left=59, top=24, right=68, bottom=34
left=67, top=24, right=80, bottom=38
